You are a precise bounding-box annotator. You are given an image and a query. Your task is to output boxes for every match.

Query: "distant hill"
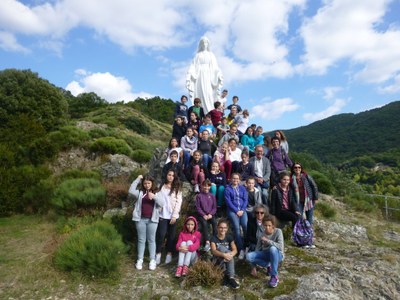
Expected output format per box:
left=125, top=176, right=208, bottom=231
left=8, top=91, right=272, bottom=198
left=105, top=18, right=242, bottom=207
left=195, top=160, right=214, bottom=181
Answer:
left=282, top=101, right=400, bottom=164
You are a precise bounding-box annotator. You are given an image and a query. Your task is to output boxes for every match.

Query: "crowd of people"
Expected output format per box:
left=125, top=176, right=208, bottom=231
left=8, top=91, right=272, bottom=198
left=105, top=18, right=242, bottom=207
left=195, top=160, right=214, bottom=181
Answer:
left=129, top=91, right=319, bottom=289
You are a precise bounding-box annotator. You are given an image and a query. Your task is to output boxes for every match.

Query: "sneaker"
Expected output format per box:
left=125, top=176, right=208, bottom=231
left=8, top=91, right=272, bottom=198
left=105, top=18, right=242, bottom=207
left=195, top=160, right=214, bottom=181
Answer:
left=269, top=275, right=279, bottom=288
left=222, top=275, right=230, bottom=286
left=149, top=259, right=156, bottom=271
left=182, top=265, right=189, bottom=276
left=155, top=253, right=161, bottom=265
left=302, top=245, right=310, bottom=249
left=238, top=249, right=245, bottom=260
left=165, top=253, right=172, bottom=264
left=266, top=266, right=272, bottom=276
left=135, top=259, right=143, bottom=270
left=204, top=243, right=211, bottom=252
left=194, top=184, right=200, bottom=193
left=175, top=266, right=183, bottom=277
left=250, top=267, right=258, bottom=277
left=229, top=277, right=240, bottom=289
left=310, top=244, right=316, bottom=249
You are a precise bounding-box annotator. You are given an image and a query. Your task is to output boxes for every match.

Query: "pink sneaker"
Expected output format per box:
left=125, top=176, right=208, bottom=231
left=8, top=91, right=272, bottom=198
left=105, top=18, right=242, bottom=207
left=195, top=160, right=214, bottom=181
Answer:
left=175, top=266, right=183, bottom=277
left=182, top=265, right=189, bottom=276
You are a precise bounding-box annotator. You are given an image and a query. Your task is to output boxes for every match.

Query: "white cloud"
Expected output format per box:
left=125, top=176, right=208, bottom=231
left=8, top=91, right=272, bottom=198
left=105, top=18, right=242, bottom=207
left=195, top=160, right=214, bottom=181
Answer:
left=65, top=70, right=153, bottom=102
left=323, top=86, right=343, bottom=100
left=303, top=99, right=347, bottom=122
left=251, top=98, right=300, bottom=120
left=299, top=0, right=400, bottom=85
left=0, top=30, right=29, bottom=53
left=378, top=74, right=400, bottom=94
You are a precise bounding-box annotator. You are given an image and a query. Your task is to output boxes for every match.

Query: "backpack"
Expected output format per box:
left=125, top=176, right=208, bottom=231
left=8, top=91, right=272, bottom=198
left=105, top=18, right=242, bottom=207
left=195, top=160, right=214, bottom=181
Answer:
left=292, top=218, right=313, bottom=246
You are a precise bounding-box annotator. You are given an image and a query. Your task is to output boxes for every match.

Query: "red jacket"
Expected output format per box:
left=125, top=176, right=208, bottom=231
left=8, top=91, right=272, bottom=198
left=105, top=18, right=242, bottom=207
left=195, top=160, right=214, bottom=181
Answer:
left=175, top=216, right=201, bottom=252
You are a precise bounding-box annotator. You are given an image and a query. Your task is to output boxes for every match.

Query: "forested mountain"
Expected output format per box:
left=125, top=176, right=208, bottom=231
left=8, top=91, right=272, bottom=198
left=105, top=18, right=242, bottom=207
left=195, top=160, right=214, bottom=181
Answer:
left=282, top=101, right=400, bottom=164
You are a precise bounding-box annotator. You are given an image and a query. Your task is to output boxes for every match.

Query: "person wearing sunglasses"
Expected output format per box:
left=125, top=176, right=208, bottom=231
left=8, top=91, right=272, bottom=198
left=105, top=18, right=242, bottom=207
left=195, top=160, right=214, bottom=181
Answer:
left=290, top=163, right=319, bottom=227
left=245, top=204, right=269, bottom=253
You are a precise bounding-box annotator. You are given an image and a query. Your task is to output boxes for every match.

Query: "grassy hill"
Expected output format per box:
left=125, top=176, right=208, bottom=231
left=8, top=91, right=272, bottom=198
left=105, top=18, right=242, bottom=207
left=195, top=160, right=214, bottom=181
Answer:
left=282, top=101, right=400, bottom=164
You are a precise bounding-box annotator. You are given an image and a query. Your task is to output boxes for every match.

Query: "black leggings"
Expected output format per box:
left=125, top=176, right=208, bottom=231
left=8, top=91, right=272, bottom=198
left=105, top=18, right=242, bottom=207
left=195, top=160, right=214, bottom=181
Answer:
left=275, top=209, right=298, bottom=229
left=156, top=218, right=177, bottom=253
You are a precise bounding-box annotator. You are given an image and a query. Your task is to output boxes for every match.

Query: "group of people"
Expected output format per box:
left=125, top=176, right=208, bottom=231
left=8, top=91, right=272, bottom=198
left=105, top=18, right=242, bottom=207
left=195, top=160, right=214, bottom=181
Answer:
left=129, top=92, right=319, bottom=289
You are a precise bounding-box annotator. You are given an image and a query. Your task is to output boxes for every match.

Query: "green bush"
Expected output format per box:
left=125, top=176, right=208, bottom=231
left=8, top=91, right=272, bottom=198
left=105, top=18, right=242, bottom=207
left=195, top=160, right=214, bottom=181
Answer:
left=48, top=126, right=90, bottom=150
left=0, top=164, right=51, bottom=215
left=316, top=201, right=336, bottom=219
left=91, top=116, right=120, bottom=127
left=309, top=170, right=334, bottom=194
left=121, top=116, right=150, bottom=135
left=90, top=137, right=133, bottom=156
left=131, top=149, right=152, bottom=163
left=185, top=260, right=223, bottom=288
left=51, top=178, right=106, bottom=214
left=343, top=192, right=378, bottom=213
left=54, top=221, right=126, bottom=277
left=88, top=128, right=110, bottom=139
left=58, top=169, right=102, bottom=182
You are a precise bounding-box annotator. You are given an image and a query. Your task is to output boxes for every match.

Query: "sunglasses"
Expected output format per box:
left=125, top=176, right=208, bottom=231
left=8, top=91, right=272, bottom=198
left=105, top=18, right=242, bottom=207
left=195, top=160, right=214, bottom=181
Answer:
left=294, top=166, right=302, bottom=169
left=255, top=211, right=264, bottom=214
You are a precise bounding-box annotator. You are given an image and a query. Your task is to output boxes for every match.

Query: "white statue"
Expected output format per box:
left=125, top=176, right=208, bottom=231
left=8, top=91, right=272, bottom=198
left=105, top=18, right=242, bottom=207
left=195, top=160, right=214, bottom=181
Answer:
left=186, top=37, right=223, bottom=115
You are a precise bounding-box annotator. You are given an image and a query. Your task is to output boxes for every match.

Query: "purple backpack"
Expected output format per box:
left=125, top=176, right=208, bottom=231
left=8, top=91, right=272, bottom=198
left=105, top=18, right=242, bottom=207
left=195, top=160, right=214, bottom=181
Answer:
left=292, top=218, right=313, bottom=246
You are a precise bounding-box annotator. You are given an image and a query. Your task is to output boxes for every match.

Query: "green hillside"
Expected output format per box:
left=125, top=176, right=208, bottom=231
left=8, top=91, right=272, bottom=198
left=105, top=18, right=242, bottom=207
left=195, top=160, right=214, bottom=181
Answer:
left=283, top=101, right=400, bottom=164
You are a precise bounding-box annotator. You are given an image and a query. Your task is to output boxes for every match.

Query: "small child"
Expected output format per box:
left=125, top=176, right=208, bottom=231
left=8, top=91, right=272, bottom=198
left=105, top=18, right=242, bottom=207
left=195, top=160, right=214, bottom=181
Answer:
left=208, top=161, right=227, bottom=215
left=245, top=177, right=262, bottom=220
left=246, top=215, right=284, bottom=288
left=165, top=137, right=183, bottom=164
left=162, top=150, right=183, bottom=182
left=174, top=95, right=189, bottom=124
left=211, top=218, right=240, bottom=289
left=175, top=216, right=201, bottom=277
left=172, top=116, right=187, bottom=144
left=217, top=117, right=230, bottom=139
left=227, top=95, right=242, bottom=113
left=185, top=150, right=206, bottom=193
left=188, top=97, right=205, bottom=121
left=237, top=152, right=254, bottom=182
left=195, top=180, right=217, bottom=252
left=199, top=114, right=216, bottom=140
left=209, top=101, right=224, bottom=127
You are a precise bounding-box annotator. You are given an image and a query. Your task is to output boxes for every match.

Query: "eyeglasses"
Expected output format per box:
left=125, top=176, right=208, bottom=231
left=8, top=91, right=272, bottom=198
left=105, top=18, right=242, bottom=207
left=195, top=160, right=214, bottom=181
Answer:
left=255, top=211, right=264, bottom=215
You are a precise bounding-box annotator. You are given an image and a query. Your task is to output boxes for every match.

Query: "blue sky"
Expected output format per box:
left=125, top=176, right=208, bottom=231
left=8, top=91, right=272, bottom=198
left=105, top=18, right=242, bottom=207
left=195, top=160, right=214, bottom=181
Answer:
left=1, top=0, right=400, bottom=130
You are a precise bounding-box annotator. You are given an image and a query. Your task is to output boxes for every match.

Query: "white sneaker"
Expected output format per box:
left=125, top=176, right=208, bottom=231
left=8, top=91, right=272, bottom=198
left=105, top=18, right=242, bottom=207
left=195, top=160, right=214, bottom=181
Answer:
left=310, top=244, right=316, bottom=249
left=165, top=253, right=172, bottom=264
left=238, top=250, right=245, bottom=260
left=149, top=259, right=157, bottom=270
left=194, top=184, right=200, bottom=193
left=155, top=253, right=161, bottom=265
left=135, top=259, right=143, bottom=270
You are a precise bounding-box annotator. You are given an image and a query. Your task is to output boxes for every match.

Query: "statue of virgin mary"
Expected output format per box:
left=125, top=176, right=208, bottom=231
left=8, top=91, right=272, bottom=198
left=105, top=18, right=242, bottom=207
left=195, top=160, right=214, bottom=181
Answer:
left=186, top=37, right=223, bottom=115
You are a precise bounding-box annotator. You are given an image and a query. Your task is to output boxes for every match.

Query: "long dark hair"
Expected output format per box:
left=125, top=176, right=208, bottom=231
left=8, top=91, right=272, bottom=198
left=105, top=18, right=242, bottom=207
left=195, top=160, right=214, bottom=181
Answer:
left=163, top=170, right=181, bottom=196
left=140, top=175, right=158, bottom=193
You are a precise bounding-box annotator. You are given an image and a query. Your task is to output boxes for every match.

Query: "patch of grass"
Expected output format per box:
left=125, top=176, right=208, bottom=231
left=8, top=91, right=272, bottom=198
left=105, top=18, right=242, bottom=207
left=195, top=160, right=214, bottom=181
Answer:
left=263, top=277, right=298, bottom=299
left=316, top=201, right=337, bottom=219
left=241, top=290, right=261, bottom=300
left=286, top=247, right=323, bottom=264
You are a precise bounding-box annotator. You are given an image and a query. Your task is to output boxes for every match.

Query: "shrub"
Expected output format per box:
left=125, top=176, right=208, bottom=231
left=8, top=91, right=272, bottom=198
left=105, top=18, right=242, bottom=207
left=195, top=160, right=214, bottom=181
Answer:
left=121, top=116, right=150, bottom=135
left=131, top=149, right=152, bottom=163
left=90, top=137, right=133, bottom=156
left=58, top=169, right=102, bottom=182
left=89, top=128, right=110, bottom=139
left=185, top=260, right=223, bottom=288
left=309, top=170, right=334, bottom=194
left=51, top=178, right=106, bottom=214
left=0, top=164, right=51, bottom=215
left=54, top=221, right=126, bottom=277
left=343, top=192, right=378, bottom=213
left=27, top=136, right=59, bottom=165
left=316, top=201, right=336, bottom=219
left=103, top=179, right=130, bottom=209
left=48, top=126, right=90, bottom=150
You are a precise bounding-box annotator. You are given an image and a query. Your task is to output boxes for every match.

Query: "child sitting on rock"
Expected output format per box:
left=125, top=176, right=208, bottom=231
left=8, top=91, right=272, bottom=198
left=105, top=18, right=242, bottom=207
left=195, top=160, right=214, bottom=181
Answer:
left=175, top=216, right=201, bottom=277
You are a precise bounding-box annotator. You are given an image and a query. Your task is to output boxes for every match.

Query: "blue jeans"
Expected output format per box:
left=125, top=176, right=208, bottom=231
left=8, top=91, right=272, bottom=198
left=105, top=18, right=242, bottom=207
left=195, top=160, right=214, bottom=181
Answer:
left=135, top=218, right=158, bottom=261
left=183, top=150, right=191, bottom=169
left=255, top=178, right=269, bottom=206
left=300, top=203, right=314, bottom=225
left=178, top=241, right=197, bottom=266
left=227, top=209, right=248, bottom=251
left=246, top=246, right=283, bottom=276
left=202, top=153, right=212, bottom=170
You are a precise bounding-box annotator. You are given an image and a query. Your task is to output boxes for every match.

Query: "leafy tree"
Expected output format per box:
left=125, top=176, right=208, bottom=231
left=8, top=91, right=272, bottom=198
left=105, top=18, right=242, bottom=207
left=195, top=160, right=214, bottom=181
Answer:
left=126, top=96, right=175, bottom=123
left=67, top=92, right=108, bottom=118
left=0, top=69, right=68, bottom=131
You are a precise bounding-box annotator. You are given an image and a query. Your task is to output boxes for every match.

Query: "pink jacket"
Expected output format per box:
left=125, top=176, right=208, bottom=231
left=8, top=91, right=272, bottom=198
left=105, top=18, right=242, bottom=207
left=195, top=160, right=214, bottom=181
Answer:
left=175, top=216, right=201, bottom=252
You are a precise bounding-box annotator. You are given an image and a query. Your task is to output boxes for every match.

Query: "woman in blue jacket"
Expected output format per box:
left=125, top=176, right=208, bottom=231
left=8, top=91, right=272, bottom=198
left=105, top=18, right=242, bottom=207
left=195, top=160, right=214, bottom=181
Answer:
left=224, top=173, right=248, bottom=259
